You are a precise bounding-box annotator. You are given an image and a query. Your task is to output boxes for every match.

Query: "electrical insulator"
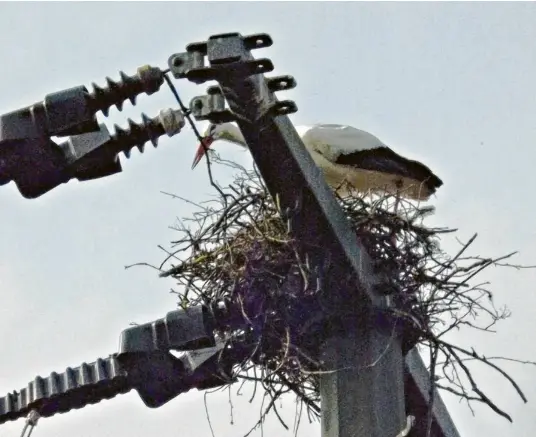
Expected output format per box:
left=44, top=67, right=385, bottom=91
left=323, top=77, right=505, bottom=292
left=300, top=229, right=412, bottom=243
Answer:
left=86, top=65, right=165, bottom=117
left=107, top=108, right=184, bottom=159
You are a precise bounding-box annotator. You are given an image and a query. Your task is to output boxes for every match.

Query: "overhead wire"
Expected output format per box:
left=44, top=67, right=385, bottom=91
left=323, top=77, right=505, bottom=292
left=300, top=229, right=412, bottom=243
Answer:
left=19, top=410, right=39, bottom=437
left=163, top=73, right=228, bottom=204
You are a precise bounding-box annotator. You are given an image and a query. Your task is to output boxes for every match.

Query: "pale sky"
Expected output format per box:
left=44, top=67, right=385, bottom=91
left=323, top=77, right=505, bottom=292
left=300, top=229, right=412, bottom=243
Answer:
left=0, top=2, right=535, bottom=437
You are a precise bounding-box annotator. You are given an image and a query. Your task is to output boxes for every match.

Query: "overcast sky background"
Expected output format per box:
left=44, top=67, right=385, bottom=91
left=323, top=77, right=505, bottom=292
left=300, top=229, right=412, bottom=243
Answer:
left=0, top=2, right=535, bottom=437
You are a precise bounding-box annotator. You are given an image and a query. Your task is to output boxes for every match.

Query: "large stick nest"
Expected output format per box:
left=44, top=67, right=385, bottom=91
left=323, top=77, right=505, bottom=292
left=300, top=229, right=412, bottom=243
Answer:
left=154, top=156, right=533, bottom=431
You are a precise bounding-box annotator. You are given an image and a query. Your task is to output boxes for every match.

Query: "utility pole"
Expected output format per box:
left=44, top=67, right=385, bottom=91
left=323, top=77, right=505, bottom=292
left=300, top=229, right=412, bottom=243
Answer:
left=171, top=31, right=461, bottom=437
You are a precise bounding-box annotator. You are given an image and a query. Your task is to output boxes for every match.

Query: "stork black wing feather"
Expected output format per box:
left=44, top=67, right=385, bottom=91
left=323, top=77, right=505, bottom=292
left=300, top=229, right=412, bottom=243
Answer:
left=333, top=147, right=443, bottom=190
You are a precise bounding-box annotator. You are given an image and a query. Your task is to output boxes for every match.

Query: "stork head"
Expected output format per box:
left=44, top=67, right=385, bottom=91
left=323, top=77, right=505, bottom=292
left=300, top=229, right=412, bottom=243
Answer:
left=191, top=122, right=245, bottom=169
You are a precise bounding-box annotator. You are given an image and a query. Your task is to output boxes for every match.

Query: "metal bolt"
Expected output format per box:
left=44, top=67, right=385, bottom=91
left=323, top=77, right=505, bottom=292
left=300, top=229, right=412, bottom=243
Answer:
left=158, top=109, right=185, bottom=137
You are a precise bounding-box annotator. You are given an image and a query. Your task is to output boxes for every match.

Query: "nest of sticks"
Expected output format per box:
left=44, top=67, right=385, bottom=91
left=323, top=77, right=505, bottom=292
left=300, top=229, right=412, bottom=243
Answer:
left=152, top=155, right=533, bottom=431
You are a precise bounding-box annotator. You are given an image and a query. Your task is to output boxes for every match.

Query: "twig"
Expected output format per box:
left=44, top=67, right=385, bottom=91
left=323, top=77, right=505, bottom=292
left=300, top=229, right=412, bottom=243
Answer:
left=141, top=156, right=536, bottom=431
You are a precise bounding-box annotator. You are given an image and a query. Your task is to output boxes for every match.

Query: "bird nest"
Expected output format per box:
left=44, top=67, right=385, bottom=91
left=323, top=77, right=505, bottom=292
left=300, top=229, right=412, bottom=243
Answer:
left=152, top=155, right=532, bottom=431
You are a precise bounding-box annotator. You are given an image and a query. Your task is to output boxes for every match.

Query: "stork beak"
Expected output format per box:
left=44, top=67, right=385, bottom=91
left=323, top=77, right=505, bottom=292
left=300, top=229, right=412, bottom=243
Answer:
left=191, top=136, right=214, bottom=169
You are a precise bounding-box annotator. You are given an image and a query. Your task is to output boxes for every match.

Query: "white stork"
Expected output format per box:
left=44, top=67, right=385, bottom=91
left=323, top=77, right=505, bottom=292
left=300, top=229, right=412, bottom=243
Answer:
left=191, top=122, right=442, bottom=201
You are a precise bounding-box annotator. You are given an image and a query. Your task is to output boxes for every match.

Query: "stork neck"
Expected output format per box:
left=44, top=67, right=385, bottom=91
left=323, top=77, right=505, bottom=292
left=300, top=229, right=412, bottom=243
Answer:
left=227, top=134, right=247, bottom=148
left=221, top=124, right=248, bottom=148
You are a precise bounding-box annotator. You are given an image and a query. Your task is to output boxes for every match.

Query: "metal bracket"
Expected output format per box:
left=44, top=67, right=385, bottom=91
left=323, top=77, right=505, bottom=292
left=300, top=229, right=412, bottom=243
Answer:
left=168, top=33, right=273, bottom=84
left=190, top=81, right=297, bottom=124
left=118, top=305, right=215, bottom=354
left=189, top=86, right=235, bottom=123
left=169, top=33, right=297, bottom=124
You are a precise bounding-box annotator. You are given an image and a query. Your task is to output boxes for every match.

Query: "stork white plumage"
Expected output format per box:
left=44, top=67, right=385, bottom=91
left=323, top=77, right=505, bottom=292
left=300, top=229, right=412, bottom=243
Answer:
left=191, top=122, right=442, bottom=201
